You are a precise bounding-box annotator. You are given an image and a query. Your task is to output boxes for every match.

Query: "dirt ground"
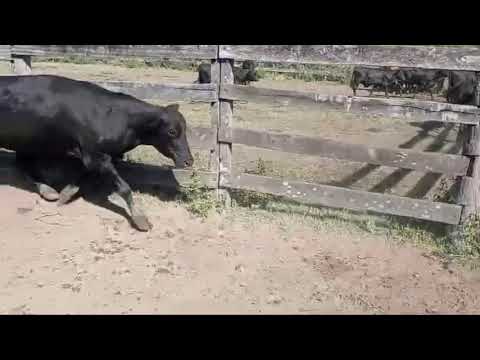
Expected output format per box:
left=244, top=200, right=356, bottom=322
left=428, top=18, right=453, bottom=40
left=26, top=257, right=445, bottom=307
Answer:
left=0, top=60, right=479, bottom=314
left=1, top=184, right=480, bottom=314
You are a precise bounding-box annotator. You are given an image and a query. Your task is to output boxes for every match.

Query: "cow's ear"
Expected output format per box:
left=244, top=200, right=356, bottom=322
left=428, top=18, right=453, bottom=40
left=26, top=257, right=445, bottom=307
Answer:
left=166, top=103, right=180, bottom=112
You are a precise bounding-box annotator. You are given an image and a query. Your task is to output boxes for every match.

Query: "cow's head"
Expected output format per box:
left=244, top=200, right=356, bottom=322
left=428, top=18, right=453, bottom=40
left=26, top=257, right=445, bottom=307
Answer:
left=142, top=104, right=194, bottom=169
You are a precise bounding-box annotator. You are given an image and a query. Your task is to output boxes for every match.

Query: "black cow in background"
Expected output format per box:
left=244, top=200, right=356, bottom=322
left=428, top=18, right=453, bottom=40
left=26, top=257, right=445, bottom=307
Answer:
left=350, top=67, right=402, bottom=98
left=195, top=60, right=259, bottom=85
left=351, top=66, right=449, bottom=100
left=446, top=70, right=477, bottom=106
left=401, top=69, right=448, bottom=100
left=0, top=74, right=194, bottom=231
left=196, top=63, right=212, bottom=84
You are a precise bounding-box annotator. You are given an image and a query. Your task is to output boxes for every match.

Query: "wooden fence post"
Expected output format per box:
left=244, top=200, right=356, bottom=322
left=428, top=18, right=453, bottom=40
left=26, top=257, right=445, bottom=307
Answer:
left=209, top=55, right=221, bottom=197
left=217, top=57, right=234, bottom=206
left=450, top=72, right=480, bottom=249
left=11, top=54, right=32, bottom=75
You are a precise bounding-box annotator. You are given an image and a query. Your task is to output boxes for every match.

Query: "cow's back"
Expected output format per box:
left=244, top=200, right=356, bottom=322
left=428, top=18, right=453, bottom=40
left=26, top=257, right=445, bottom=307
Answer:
left=0, top=75, right=134, bottom=155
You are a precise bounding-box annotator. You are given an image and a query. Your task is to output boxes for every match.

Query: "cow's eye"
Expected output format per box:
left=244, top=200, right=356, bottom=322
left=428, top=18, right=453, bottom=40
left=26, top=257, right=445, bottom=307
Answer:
left=168, top=129, right=177, bottom=137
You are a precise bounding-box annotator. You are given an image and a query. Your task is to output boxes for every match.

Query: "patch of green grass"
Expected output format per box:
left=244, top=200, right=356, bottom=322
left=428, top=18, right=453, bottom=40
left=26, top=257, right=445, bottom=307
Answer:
left=231, top=157, right=276, bottom=209
left=455, top=214, right=480, bottom=258
left=179, top=172, right=220, bottom=218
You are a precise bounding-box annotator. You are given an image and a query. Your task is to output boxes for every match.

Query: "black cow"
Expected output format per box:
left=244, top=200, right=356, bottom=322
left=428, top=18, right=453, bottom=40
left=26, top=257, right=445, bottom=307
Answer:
left=0, top=75, right=194, bottom=231
left=196, top=63, right=212, bottom=84
left=401, top=69, right=448, bottom=100
left=195, top=60, right=259, bottom=85
left=350, top=67, right=400, bottom=98
left=232, top=66, right=259, bottom=85
left=446, top=71, right=477, bottom=105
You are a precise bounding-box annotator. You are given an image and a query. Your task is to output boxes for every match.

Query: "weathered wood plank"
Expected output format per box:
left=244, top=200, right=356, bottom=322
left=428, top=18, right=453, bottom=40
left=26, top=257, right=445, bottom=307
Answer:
left=222, top=128, right=470, bottom=176
left=455, top=124, right=480, bottom=223
left=222, top=173, right=462, bottom=225
left=220, top=84, right=480, bottom=125
left=218, top=59, right=234, bottom=205
left=0, top=45, right=11, bottom=60
left=187, top=126, right=216, bottom=150
left=11, top=45, right=218, bottom=60
left=219, top=45, right=480, bottom=71
left=96, top=81, right=217, bottom=103
left=462, top=124, right=480, bottom=156
left=209, top=59, right=220, bottom=183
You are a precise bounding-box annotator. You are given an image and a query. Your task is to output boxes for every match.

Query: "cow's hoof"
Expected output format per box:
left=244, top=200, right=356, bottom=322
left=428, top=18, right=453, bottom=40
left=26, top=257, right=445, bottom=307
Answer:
left=38, top=184, right=60, bottom=202
left=57, top=185, right=80, bottom=206
left=132, top=215, right=152, bottom=232
left=57, top=193, right=72, bottom=206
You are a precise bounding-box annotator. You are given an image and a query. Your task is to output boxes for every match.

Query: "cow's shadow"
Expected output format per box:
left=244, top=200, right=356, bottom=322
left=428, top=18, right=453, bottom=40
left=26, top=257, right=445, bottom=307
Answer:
left=0, top=150, right=181, bottom=228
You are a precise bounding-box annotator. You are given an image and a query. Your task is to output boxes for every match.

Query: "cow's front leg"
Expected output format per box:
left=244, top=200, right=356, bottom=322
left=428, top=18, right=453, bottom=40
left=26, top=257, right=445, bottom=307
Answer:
left=84, top=152, right=152, bottom=231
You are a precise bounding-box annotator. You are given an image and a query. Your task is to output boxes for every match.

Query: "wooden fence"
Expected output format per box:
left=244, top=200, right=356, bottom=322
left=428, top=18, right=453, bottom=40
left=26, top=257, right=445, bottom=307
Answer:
left=1, top=45, right=480, bottom=232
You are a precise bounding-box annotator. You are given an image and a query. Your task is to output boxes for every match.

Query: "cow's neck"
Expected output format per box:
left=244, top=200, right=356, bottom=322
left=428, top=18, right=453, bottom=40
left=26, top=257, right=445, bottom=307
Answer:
left=126, top=100, right=161, bottom=131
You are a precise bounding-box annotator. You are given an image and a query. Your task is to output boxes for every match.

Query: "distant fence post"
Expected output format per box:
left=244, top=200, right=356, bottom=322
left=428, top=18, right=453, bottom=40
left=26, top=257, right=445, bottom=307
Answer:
left=11, top=54, right=32, bottom=75
left=216, top=54, right=234, bottom=206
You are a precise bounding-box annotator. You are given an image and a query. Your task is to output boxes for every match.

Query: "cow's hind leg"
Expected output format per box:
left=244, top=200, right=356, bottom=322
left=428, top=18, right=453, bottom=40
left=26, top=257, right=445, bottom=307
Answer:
left=15, top=154, right=60, bottom=201
left=83, top=152, right=152, bottom=231
left=57, top=154, right=126, bottom=206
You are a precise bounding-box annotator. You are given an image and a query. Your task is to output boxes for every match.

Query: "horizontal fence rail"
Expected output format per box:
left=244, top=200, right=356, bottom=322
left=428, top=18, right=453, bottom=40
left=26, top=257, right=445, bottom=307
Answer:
left=186, top=127, right=216, bottom=150
left=97, top=81, right=217, bottom=103
left=10, top=45, right=218, bottom=60
left=220, top=84, right=480, bottom=125
left=0, top=45, right=10, bottom=60
left=222, top=128, right=470, bottom=176
left=222, top=173, right=463, bottom=225
left=220, top=45, right=480, bottom=71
